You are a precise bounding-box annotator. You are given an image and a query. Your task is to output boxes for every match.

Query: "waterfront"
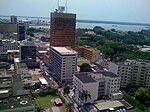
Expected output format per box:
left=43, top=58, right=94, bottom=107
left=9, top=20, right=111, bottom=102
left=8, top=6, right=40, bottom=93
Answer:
left=31, top=22, right=150, bottom=32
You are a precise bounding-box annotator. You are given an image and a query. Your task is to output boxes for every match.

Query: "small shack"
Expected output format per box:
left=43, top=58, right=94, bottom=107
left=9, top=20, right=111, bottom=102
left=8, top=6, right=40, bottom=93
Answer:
left=54, top=98, right=63, bottom=106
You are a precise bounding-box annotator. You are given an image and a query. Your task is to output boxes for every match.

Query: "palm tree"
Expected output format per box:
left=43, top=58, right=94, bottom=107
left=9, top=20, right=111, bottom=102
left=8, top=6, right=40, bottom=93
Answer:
left=80, top=90, right=91, bottom=104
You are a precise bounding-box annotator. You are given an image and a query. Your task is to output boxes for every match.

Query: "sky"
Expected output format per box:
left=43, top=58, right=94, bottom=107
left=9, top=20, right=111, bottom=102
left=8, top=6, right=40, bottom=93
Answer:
left=0, top=0, right=150, bottom=23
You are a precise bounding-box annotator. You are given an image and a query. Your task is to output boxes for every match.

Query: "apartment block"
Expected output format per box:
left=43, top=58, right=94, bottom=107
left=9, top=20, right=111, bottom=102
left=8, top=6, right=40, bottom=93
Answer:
left=117, top=60, right=150, bottom=89
left=73, top=71, right=122, bottom=105
left=51, top=47, right=77, bottom=84
left=91, top=71, right=122, bottom=100
left=73, top=73, right=98, bottom=105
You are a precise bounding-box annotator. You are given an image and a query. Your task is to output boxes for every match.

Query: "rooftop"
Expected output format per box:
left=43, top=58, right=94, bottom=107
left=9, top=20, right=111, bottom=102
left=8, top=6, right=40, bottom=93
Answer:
left=97, top=71, right=119, bottom=78
left=0, top=95, right=35, bottom=111
left=77, top=56, right=86, bottom=60
left=39, top=77, right=48, bottom=85
left=94, top=100, right=124, bottom=111
left=12, top=75, right=22, bottom=82
left=75, top=73, right=97, bottom=83
left=17, top=63, right=28, bottom=69
left=52, top=47, right=77, bottom=55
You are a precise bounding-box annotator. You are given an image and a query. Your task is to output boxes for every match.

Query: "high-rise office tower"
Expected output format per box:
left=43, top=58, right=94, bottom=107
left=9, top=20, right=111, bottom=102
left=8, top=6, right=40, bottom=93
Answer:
left=18, top=23, right=25, bottom=41
left=20, top=41, right=36, bottom=62
left=11, top=16, right=17, bottom=24
left=51, top=47, right=77, bottom=84
left=50, top=12, right=76, bottom=47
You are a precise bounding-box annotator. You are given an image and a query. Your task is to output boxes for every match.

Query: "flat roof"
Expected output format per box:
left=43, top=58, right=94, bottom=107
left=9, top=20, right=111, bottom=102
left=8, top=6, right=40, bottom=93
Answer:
left=75, top=73, right=97, bottom=83
left=14, top=58, right=20, bottom=63
left=17, top=62, right=28, bottom=69
left=97, top=71, right=119, bottom=78
left=0, top=90, right=9, bottom=94
left=39, top=77, right=48, bottom=85
left=0, top=96, right=35, bottom=111
left=7, top=50, right=19, bottom=53
left=52, top=47, right=77, bottom=55
left=38, top=51, right=47, bottom=53
left=94, top=100, right=124, bottom=111
left=12, top=75, right=22, bottom=82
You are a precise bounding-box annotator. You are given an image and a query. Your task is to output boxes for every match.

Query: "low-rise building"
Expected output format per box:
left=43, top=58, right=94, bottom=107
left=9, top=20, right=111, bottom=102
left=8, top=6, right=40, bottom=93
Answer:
left=73, top=45, right=100, bottom=63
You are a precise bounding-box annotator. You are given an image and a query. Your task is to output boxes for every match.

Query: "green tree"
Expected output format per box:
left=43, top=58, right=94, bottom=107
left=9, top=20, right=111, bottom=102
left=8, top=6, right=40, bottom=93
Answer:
left=63, top=85, right=70, bottom=94
left=76, top=40, right=88, bottom=46
left=79, top=63, right=92, bottom=72
left=134, top=87, right=150, bottom=103
left=66, top=103, right=74, bottom=112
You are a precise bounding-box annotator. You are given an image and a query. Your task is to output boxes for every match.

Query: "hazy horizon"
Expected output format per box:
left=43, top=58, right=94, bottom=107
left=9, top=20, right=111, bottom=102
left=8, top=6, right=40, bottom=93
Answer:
left=0, top=0, right=150, bottom=23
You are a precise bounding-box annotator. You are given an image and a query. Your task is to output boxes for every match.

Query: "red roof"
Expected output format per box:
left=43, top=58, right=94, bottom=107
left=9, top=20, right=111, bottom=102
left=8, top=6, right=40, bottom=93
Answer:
left=52, top=107, right=61, bottom=112
left=54, top=98, right=62, bottom=105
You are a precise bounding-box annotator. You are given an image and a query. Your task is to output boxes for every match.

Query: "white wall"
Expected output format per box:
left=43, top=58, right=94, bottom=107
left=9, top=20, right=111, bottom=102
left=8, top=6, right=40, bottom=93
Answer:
left=108, top=62, right=118, bottom=74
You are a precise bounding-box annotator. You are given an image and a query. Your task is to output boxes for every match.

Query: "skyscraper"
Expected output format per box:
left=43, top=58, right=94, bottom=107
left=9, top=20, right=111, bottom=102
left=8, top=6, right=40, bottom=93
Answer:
left=50, top=12, right=76, bottom=47
left=18, top=23, right=25, bottom=41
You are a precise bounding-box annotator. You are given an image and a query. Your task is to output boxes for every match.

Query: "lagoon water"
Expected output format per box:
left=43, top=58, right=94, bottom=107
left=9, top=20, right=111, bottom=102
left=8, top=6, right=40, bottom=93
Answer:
left=31, top=22, right=150, bottom=32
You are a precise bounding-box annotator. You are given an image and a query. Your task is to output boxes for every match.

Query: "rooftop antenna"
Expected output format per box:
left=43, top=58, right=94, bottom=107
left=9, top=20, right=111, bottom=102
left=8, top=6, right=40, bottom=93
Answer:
left=57, top=0, right=67, bottom=13
left=57, top=0, right=59, bottom=10
left=65, top=0, right=68, bottom=13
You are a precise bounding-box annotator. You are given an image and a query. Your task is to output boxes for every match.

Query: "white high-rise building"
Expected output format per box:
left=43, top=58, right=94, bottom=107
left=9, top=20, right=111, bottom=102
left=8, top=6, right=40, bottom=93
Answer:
left=51, top=47, right=77, bottom=84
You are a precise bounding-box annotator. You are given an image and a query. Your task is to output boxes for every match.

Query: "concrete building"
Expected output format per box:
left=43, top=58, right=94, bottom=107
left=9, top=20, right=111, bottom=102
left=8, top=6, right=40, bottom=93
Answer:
left=0, top=22, right=26, bottom=41
left=0, top=40, right=19, bottom=62
left=0, top=23, right=18, bottom=40
left=12, top=75, right=23, bottom=96
left=11, top=16, right=17, bottom=24
left=73, top=45, right=100, bottom=63
left=73, top=71, right=122, bottom=104
left=73, top=73, right=98, bottom=105
left=18, top=23, right=25, bottom=41
left=51, top=47, right=77, bottom=84
left=0, top=95, right=35, bottom=112
left=0, top=40, right=19, bottom=53
left=20, top=41, right=36, bottom=63
left=91, top=71, right=122, bottom=100
left=0, top=69, right=12, bottom=96
left=50, top=12, right=76, bottom=47
left=116, top=59, right=150, bottom=89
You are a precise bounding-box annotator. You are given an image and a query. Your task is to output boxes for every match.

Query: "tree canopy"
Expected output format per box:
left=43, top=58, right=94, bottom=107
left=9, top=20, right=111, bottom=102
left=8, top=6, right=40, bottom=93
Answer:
left=79, top=63, right=92, bottom=72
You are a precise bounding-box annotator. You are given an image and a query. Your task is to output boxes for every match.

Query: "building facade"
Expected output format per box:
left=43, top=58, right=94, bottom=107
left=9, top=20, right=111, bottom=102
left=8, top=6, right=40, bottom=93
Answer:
left=51, top=47, right=77, bottom=84
left=11, top=16, right=17, bottom=24
left=73, top=71, right=122, bottom=105
left=73, top=73, right=99, bottom=105
left=117, top=60, right=150, bottom=89
left=20, top=41, right=36, bottom=62
left=90, top=71, right=122, bottom=100
left=50, top=12, right=76, bottom=47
